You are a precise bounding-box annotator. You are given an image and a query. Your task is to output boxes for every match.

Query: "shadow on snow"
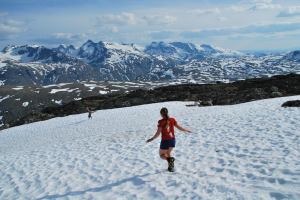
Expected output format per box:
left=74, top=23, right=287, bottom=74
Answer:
left=36, top=172, right=161, bottom=200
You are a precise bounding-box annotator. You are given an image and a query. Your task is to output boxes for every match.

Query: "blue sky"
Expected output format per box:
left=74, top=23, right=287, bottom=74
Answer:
left=1, top=0, right=300, bottom=51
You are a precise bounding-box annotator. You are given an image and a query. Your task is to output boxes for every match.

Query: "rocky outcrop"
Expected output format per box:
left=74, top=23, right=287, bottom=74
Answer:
left=282, top=100, right=300, bottom=107
left=9, top=73, right=300, bottom=129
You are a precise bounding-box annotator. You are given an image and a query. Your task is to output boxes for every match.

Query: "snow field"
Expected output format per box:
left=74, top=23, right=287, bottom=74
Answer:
left=0, top=96, right=299, bottom=199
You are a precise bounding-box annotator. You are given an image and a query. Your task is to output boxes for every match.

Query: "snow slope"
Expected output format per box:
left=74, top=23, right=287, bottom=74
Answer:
left=0, top=96, right=299, bottom=200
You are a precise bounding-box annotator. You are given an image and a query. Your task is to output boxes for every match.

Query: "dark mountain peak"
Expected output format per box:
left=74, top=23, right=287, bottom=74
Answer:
left=84, top=39, right=95, bottom=45
left=54, top=44, right=77, bottom=56
left=57, top=44, right=66, bottom=49
left=149, top=41, right=170, bottom=47
left=284, top=50, right=300, bottom=62
left=80, top=40, right=106, bottom=49
left=56, top=44, right=76, bottom=50
left=290, top=50, right=300, bottom=56
left=77, top=40, right=107, bottom=65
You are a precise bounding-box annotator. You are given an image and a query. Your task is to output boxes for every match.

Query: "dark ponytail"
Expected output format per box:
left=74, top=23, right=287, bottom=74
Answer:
left=160, top=107, right=170, bottom=128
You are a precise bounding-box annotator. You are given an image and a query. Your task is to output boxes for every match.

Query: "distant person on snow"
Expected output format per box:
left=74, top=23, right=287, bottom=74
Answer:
left=146, top=107, right=191, bottom=172
left=86, top=107, right=93, bottom=119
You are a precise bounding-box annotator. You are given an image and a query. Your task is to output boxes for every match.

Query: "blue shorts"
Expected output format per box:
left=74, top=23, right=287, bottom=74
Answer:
left=160, top=139, right=176, bottom=150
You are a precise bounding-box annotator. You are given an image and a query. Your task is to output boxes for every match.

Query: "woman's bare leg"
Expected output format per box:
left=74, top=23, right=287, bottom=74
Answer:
left=167, top=147, right=173, bottom=158
left=159, top=149, right=169, bottom=160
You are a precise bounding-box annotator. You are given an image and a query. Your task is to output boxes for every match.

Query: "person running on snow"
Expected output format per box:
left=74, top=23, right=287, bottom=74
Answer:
left=146, top=107, right=191, bottom=172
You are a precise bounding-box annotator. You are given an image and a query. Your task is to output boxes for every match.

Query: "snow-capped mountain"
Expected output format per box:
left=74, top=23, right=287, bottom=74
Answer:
left=1, top=45, right=78, bottom=63
left=283, top=50, right=300, bottom=62
left=145, top=42, right=185, bottom=60
left=76, top=40, right=108, bottom=65
left=144, top=42, right=242, bottom=61
left=0, top=44, right=93, bottom=85
left=53, top=44, right=78, bottom=57
left=56, top=40, right=148, bottom=66
left=0, top=40, right=299, bottom=85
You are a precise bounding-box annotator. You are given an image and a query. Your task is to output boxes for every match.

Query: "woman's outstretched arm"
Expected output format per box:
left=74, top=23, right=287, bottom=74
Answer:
left=146, top=128, right=162, bottom=143
left=175, top=123, right=191, bottom=133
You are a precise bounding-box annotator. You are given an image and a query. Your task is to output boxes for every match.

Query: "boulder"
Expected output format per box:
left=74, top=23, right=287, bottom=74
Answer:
left=199, top=100, right=213, bottom=106
left=282, top=100, right=300, bottom=107
left=271, top=91, right=283, bottom=97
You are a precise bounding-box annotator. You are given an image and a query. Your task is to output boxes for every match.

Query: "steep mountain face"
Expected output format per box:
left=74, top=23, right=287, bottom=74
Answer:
left=53, top=44, right=77, bottom=57
left=0, top=45, right=97, bottom=85
left=144, top=42, right=180, bottom=59
left=144, top=41, right=205, bottom=61
left=0, top=40, right=299, bottom=86
left=283, top=50, right=300, bottom=62
left=51, top=40, right=171, bottom=81
left=144, top=42, right=242, bottom=61
left=1, top=45, right=78, bottom=63
left=76, top=40, right=108, bottom=65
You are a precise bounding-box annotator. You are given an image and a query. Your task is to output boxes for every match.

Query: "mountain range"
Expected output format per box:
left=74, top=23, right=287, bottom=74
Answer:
left=0, top=40, right=299, bottom=85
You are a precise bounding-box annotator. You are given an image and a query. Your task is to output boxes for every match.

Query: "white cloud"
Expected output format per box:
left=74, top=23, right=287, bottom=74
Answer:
left=181, top=22, right=300, bottom=39
left=277, top=6, right=300, bottom=17
left=96, top=12, right=137, bottom=26
left=228, top=6, right=248, bottom=12
left=249, top=0, right=281, bottom=11
left=95, top=12, right=176, bottom=28
left=193, top=8, right=220, bottom=15
left=148, top=30, right=175, bottom=40
left=0, top=19, right=25, bottom=39
left=34, top=32, right=88, bottom=46
left=0, top=23, right=21, bottom=34
left=111, top=26, right=119, bottom=33
left=224, top=30, right=300, bottom=39
left=249, top=4, right=281, bottom=11
left=142, top=15, right=176, bottom=26
left=53, top=32, right=87, bottom=41
left=218, top=17, right=227, bottom=22
left=94, top=12, right=177, bottom=36
left=253, top=0, right=273, bottom=3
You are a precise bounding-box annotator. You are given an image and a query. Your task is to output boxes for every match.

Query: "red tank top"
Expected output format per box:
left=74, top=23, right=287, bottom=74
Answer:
left=157, top=118, right=177, bottom=140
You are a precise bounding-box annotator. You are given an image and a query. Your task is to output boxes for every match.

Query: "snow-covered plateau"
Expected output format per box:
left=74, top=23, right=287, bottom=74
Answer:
left=0, top=96, right=299, bottom=199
